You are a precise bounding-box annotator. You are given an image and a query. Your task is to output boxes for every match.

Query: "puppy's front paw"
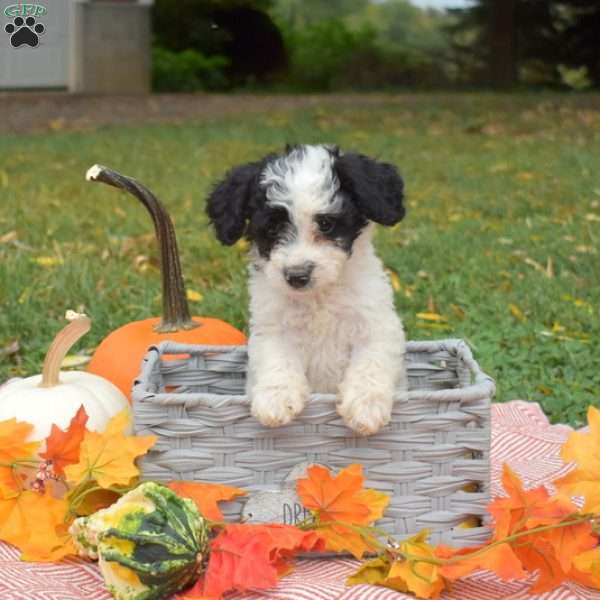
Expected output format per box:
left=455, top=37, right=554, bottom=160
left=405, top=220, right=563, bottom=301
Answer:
left=250, top=383, right=308, bottom=427
left=337, top=386, right=393, bottom=436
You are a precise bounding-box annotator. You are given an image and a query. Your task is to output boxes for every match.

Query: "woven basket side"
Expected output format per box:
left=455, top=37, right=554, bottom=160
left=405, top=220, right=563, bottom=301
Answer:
left=133, top=339, right=493, bottom=548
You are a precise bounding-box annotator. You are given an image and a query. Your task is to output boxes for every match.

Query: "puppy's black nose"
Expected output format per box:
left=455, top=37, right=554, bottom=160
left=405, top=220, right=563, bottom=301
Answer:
left=284, top=263, right=315, bottom=289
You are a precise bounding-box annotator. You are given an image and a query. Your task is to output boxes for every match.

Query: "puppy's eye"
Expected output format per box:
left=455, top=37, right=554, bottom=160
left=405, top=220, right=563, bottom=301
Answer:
left=316, top=216, right=335, bottom=234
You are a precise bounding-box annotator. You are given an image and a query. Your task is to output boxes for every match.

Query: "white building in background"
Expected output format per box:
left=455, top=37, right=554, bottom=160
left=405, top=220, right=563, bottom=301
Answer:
left=0, top=0, right=154, bottom=92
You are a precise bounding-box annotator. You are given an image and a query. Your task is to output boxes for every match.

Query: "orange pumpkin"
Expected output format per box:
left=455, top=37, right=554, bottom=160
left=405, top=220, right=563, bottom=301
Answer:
left=86, top=165, right=246, bottom=399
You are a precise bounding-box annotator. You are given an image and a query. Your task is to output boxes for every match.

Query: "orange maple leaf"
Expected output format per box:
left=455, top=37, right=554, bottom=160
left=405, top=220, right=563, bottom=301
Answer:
left=0, top=419, right=39, bottom=499
left=167, top=481, right=246, bottom=521
left=297, top=463, right=387, bottom=524
left=436, top=542, right=525, bottom=581
left=0, top=489, right=75, bottom=561
left=555, top=405, right=600, bottom=514
left=64, top=410, right=156, bottom=489
left=40, top=405, right=88, bottom=478
left=470, top=464, right=597, bottom=593
left=296, top=464, right=390, bottom=558
left=488, top=464, right=575, bottom=540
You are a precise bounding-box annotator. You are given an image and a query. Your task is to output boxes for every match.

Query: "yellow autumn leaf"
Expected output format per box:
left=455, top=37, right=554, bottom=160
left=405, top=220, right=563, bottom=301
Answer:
left=357, top=488, right=391, bottom=522
left=385, top=268, right=402, bottom=292
left=60, top=354, right=91, bottom=368
left=416, top=312, right=447, bottom=322
left=0, top=419, right=39, bottom=499
left=33, top=256, right=63, bottom=267
left=509, top=304, right=526, bottom=322
left=48, top=118, right=66, bottom=131
left=555, top=406, right=600, bottom=514
left=572, top=550, right=600, bottom=589
left=0, top=490, right=75, bottom=562
left=186, top=289, right=204, bottom=302
left=65, top=410, right=156, bottom=489
left=516, top=171, right=536, bottom=181
left=387, top=530, right=448, bottom=599
left=347, top=556, right=408, bottom=591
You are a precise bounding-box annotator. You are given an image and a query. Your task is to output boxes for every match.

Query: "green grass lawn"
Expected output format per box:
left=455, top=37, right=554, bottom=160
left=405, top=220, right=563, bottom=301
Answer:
left=1, top=93, right=599, bottom=425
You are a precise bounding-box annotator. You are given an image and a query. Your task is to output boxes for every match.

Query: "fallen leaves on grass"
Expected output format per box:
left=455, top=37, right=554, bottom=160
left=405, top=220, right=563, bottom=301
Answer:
left=509, top=303, right=526, bottom=322
left=416, top=312, right=447, bottom=322
left=32, top=256, right=63, bottom=267
left=186, top=289, right=204, bottom=303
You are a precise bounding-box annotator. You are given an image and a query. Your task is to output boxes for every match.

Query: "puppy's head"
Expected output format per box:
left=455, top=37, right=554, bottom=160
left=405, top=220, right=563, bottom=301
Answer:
left=206, top=144, right=405, bottom=293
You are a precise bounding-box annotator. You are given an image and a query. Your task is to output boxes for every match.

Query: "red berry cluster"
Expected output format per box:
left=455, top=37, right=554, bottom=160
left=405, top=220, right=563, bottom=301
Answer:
left=31, top=461, right=60, bottom=494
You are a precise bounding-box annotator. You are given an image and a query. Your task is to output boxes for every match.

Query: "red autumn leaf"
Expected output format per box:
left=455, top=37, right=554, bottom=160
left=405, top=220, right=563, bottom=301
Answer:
left=201, top=523, right=324, bottom=597
left=167, top=481, right=246, bottom=521
left=40, top=406, right=89, bottom=477
left=178, top=576, right=219, bottom=600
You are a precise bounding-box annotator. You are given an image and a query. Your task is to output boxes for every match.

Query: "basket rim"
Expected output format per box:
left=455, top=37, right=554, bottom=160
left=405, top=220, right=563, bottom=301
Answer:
left=132, top=339, right=496, bottom=406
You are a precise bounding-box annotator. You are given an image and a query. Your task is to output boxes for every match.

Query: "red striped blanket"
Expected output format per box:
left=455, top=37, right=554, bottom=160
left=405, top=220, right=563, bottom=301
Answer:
left=1, top=401, right=597, bottom=600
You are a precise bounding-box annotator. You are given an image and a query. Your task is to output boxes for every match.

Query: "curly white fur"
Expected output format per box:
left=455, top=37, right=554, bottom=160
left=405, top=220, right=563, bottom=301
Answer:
left=245, top=146, right=407, bottom=435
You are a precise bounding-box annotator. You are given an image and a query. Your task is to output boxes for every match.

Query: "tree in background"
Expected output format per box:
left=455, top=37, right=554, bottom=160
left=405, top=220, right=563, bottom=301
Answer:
left=153, top=0, right=286, bottom=88
left=270, top=0, right=454, bottom=90
left=270, top=0, right=369, bottom=28
left=556, top=1, right=600, bottom=85
left=450, top=0, right=600, bottom=88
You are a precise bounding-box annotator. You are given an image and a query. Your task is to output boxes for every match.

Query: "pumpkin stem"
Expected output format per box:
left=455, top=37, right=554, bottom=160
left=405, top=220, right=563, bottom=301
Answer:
left=86, top=165, right=199, bottom=333
left=40, top=313, right=91, bottom=387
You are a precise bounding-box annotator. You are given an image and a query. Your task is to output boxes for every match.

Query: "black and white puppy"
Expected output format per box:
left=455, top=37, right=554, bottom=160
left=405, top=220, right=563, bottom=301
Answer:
left=207, top=144, right=406, bottom=435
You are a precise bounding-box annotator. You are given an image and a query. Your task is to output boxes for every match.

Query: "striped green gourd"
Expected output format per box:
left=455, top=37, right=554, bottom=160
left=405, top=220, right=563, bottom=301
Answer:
left=70, top=482, right=209, bottom=600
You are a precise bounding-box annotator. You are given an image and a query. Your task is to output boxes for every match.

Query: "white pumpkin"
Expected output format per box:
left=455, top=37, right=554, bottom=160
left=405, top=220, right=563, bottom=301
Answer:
left=0, top=313, right=131, bottom=442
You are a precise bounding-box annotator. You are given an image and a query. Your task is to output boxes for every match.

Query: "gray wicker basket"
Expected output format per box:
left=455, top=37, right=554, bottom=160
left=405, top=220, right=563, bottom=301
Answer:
left=132, top=339, right=494, bottom=548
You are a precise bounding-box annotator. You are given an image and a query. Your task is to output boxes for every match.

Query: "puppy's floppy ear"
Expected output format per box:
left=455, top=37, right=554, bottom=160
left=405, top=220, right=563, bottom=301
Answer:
left=335, top=153, right=405, bottom=226
left=206, top=161, right=264, bottom=245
